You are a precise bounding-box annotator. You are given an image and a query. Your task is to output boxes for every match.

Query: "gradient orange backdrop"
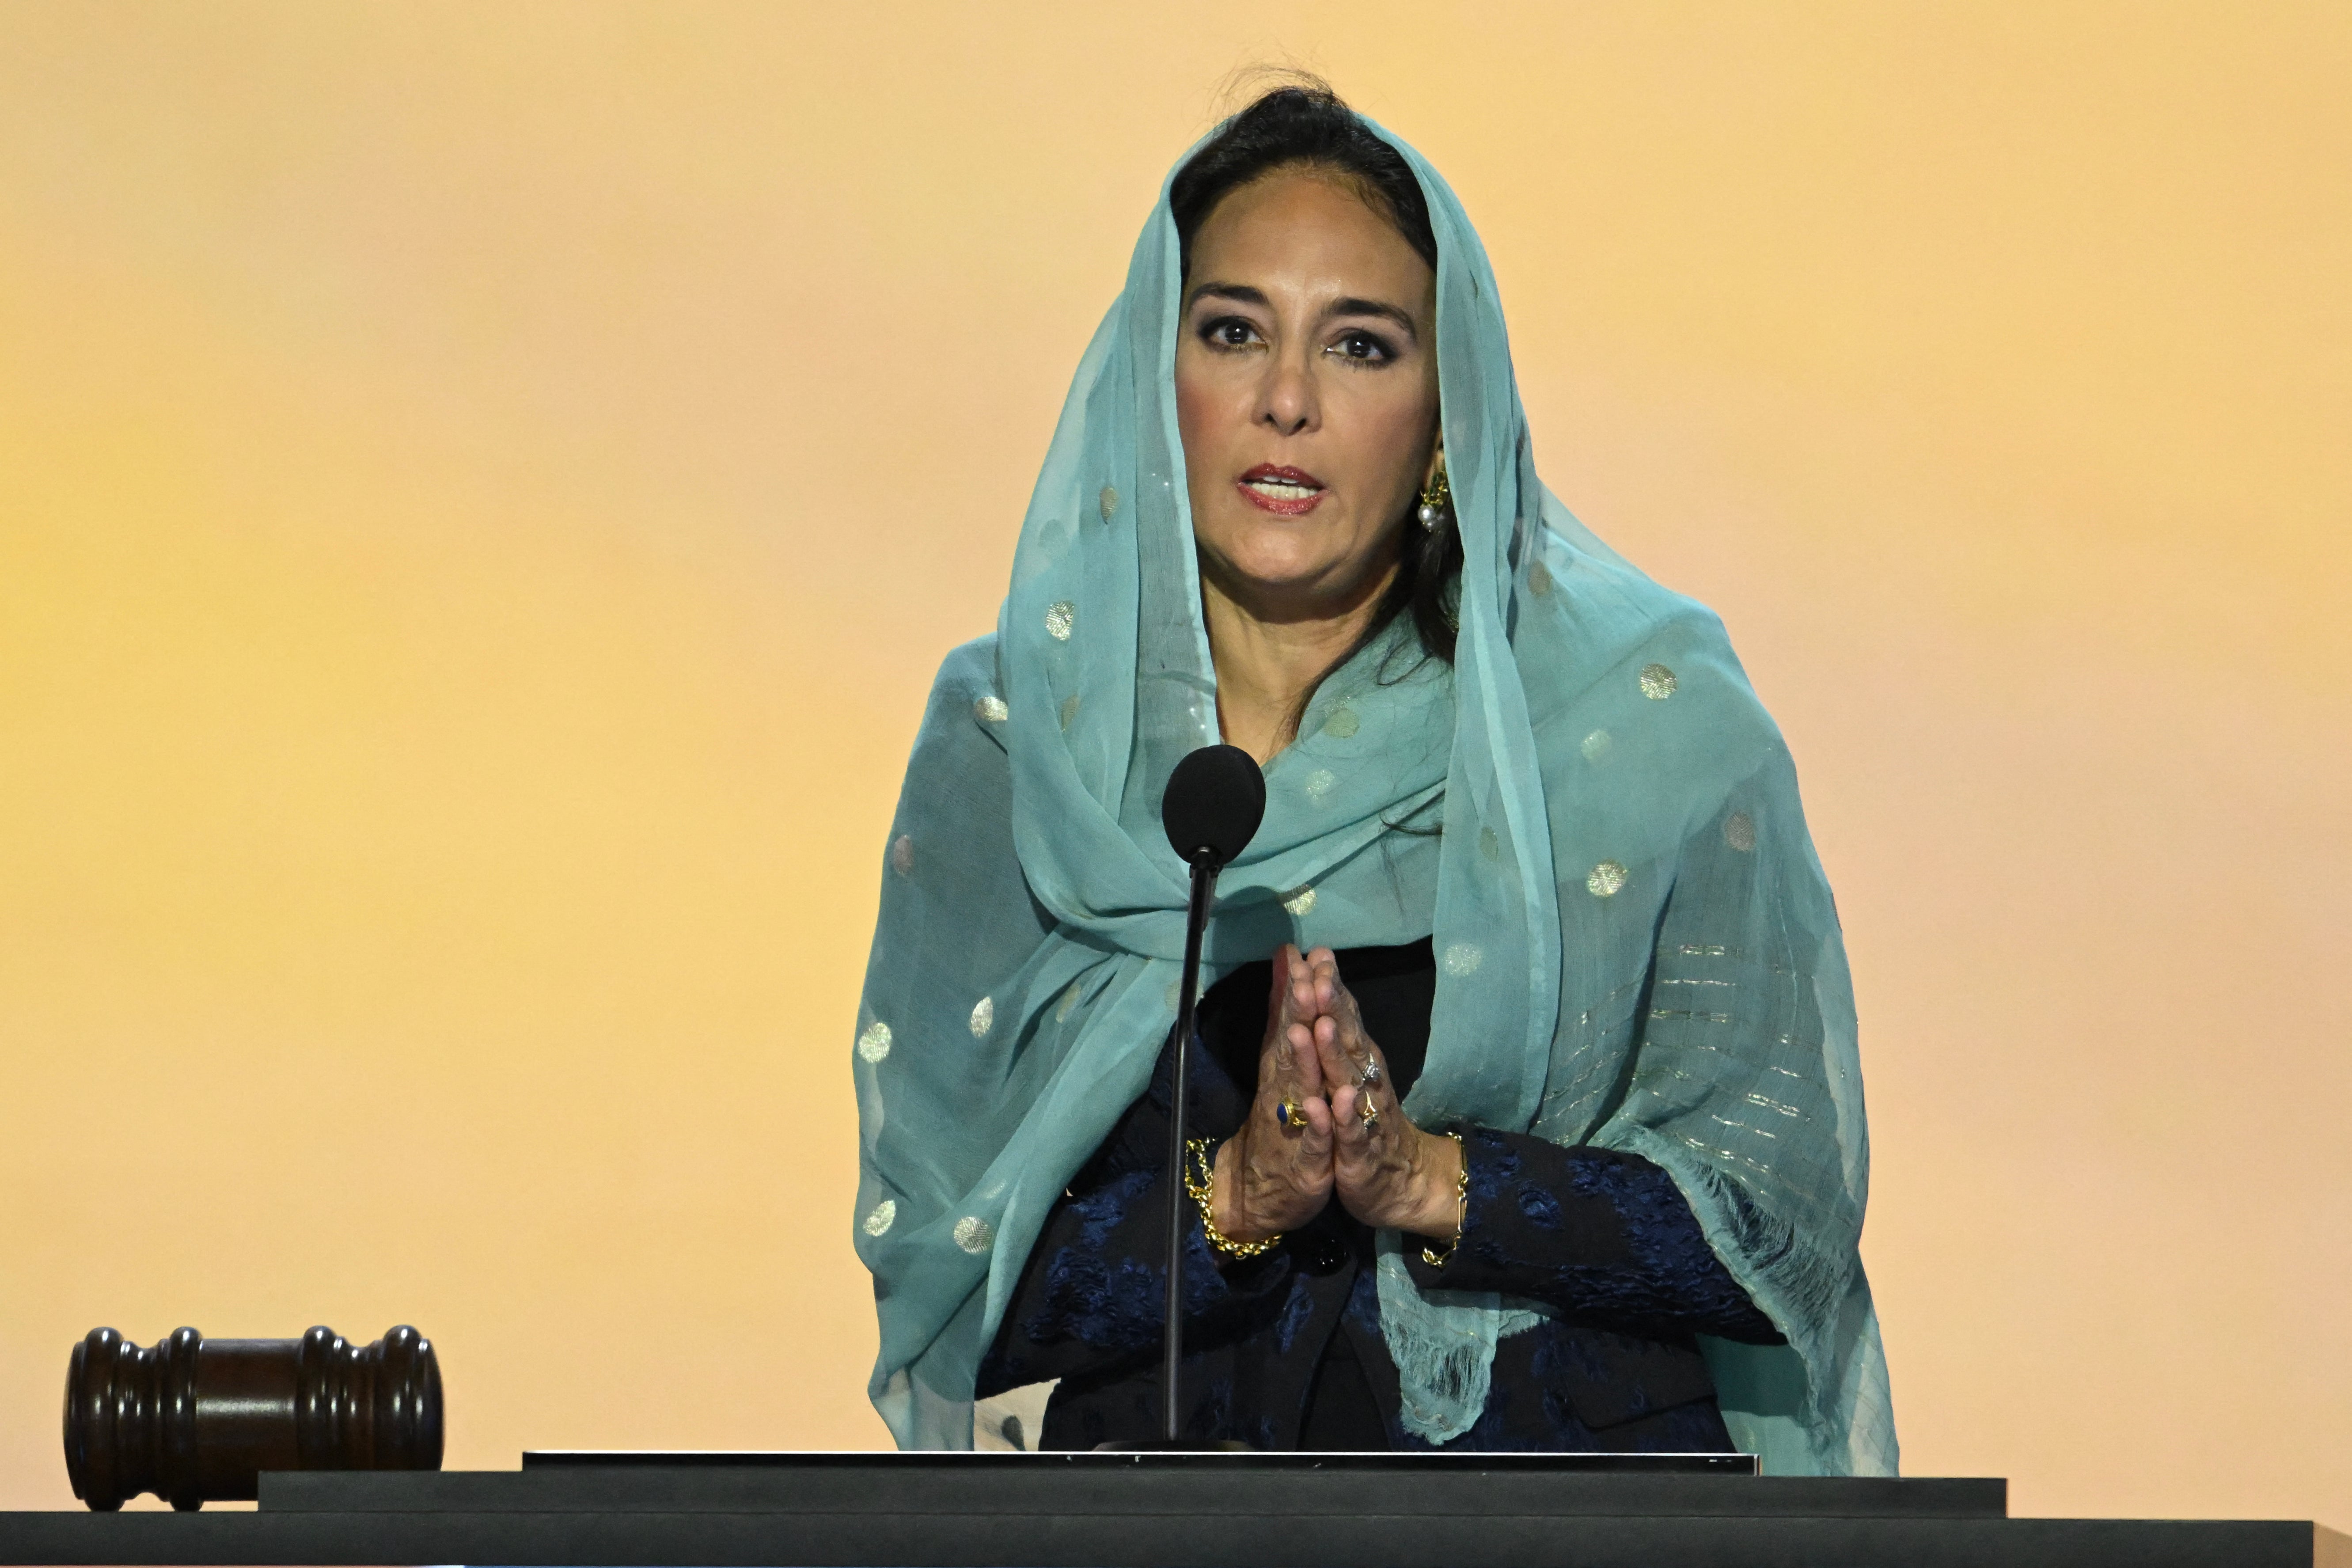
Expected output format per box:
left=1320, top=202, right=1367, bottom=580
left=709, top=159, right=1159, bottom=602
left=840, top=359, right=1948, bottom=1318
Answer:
left=2, top=0, right=2345, bottom=1528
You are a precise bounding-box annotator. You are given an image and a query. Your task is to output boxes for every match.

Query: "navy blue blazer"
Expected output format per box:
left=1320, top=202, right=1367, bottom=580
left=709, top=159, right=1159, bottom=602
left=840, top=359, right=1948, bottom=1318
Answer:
left=976, top=939, right=1784, bottom=1451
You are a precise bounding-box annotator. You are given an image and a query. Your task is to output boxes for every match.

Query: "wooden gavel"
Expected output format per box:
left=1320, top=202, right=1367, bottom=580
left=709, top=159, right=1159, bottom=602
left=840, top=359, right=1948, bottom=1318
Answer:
left=63, top=1325, right=442, bottom=1511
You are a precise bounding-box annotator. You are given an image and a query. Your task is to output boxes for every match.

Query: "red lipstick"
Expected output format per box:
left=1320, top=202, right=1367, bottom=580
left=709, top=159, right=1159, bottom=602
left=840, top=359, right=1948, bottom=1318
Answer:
left=1236, top=463, right=1327, bottom=516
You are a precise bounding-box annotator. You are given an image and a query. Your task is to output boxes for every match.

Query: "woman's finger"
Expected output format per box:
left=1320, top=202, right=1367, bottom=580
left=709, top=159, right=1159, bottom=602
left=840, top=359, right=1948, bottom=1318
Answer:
left=1261, top=944, right=1295, bottom=1039
left=1295, top=947, right=1330, bottom=1015
left=1287, top=1016, right=1326, bottom=1096
left=1296, top=1092, right=1334, bottom=1150
left=1329, top=975, right=1369, bottom=1055
left=1308, top=948, right=1340, bottom=1016
left=1263, top=946, right=1315, bottom=1056
left=1313, top=1010, right=1365, bottom=1092
left=1315, top=979, right=1395, bottom=1113
left=1328, top=1081, right=1367, bottom=1150
left=1262, top=950, right=1325, bottom=1099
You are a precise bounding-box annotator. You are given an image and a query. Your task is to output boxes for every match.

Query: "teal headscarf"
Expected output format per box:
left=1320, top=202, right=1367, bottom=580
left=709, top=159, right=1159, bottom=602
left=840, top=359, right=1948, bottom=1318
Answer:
left=852, top=116, right=1896, bottom=1474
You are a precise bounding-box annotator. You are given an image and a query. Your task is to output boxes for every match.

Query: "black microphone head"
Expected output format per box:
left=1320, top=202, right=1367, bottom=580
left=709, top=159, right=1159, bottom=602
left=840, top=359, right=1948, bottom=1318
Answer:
left=1161, top=744, right=1267, bottom=869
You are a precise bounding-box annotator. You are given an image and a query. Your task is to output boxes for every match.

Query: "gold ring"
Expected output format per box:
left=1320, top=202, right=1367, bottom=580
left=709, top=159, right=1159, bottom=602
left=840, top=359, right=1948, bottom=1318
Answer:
left=1359, top=1097, right=1381, bottom=1128
left=1276, top=1098, right=1304, bottom=1129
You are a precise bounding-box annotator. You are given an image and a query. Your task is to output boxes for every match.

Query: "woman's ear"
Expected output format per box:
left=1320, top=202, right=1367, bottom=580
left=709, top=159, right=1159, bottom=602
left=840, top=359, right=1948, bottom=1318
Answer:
left=1423, top=430, right=1446, bottom=488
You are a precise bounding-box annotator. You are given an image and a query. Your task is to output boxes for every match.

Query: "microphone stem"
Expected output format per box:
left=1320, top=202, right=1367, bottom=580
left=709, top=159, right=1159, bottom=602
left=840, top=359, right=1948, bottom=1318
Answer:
left=1162, top=855, right=1218, bottom=1444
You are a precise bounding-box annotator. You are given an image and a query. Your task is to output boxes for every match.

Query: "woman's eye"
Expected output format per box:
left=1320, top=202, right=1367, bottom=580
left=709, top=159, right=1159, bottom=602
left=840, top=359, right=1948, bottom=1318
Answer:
left=1330, top=330, right=1394, bottom=364
left=1201, top=317, right=1261, bottom=349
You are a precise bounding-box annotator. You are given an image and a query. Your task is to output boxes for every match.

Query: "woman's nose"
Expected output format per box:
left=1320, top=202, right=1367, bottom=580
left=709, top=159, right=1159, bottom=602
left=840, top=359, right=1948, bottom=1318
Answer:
left=1256, top=351, right=1319, bottom=436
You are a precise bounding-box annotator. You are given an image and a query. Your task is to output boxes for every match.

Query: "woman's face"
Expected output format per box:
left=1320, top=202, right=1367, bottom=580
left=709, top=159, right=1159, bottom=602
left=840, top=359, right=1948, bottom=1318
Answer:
left=1175, top=168, right=1440, bottom=619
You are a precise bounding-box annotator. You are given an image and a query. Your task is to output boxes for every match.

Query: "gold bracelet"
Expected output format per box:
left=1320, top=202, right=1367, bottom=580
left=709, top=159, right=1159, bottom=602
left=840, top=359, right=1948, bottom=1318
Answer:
left=1420, top=1131, right=1469, bottom=1268
left=1183, top=1137, right=1283, bottom=1260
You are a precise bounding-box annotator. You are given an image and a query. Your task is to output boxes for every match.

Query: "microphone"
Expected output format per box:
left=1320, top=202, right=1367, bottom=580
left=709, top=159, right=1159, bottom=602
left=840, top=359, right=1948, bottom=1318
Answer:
left=1161, top=743, right=1267, bottom=871
left=1153, top=744, right=1265, bottom=1446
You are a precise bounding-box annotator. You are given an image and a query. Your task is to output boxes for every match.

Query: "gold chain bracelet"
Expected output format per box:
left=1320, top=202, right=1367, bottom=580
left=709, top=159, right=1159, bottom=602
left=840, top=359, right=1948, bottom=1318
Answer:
left=1183, top=1137, right=1283, bottom=1259
left=1419, top=1131, right=1470, bottom=1268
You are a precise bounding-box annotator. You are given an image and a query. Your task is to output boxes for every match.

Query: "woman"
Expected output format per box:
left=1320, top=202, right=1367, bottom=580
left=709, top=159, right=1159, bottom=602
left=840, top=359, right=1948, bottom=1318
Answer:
left=852, top=84, right=1894, bottom=1471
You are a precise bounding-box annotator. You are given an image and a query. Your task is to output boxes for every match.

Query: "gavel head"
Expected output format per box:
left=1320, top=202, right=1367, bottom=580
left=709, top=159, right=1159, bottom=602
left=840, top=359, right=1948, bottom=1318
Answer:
left=62, top=1325, right=442, bottom=1511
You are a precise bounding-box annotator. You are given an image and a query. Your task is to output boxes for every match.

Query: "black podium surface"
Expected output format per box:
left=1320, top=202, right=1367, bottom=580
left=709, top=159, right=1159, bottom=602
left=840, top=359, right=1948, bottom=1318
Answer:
left=2, top=1450, right=2342, bottom=1568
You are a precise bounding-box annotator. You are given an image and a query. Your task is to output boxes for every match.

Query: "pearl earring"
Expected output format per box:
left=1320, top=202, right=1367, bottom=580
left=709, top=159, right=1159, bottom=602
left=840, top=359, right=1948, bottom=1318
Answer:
left=1417, top=463, right=1452, bottom=533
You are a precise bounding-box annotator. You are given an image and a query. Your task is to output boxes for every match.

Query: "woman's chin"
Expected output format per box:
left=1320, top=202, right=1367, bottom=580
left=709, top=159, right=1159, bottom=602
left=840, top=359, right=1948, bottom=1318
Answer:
left=1199, top=532, right=1370, bottom=600
left=1212, top=563, right=1362, bottom=614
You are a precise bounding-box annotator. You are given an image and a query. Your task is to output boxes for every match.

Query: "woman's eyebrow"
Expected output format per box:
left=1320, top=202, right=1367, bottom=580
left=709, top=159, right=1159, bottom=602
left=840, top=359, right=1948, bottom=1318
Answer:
left=1186, top=282, right=1268, bottom=310
left=1326, top=296, right=1420, bottom=341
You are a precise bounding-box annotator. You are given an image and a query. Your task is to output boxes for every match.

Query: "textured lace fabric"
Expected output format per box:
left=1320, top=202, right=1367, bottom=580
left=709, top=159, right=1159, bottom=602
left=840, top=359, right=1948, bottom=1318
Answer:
left=975, top=942, right=1780, bottom=1450
left=1418, top=1131, right=1784, bottom=1344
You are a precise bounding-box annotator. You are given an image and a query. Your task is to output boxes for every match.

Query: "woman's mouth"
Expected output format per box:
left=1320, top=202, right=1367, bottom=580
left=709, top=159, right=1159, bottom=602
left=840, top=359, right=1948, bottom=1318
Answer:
left=1237, top=464, right=1327, bottom=516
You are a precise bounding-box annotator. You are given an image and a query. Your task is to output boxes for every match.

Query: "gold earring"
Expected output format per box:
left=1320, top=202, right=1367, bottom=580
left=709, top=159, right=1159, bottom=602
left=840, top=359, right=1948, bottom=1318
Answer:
left=1417, top=463, right=1451, bottom=533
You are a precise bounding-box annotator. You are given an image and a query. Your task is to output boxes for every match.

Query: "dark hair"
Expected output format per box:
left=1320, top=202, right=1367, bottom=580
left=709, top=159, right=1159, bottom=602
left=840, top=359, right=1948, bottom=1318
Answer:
left=1170, top=83, right=1438, bottom=281
left=1169, top=80, right=1464, bottom=737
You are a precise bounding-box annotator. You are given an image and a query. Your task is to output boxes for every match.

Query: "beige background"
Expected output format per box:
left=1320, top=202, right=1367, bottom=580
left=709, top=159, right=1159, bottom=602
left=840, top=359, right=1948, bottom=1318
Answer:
left=2, top=0, right=2345, bottom=1527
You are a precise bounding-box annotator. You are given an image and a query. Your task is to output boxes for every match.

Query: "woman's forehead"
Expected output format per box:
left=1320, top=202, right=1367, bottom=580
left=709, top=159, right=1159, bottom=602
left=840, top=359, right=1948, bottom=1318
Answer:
left=1185, top=167, right=1434, bottom=305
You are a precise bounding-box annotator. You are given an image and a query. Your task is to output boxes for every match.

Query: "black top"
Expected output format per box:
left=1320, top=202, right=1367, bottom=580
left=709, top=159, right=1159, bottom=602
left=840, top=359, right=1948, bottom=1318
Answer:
left=976, top=939, right=1783, bottom=1451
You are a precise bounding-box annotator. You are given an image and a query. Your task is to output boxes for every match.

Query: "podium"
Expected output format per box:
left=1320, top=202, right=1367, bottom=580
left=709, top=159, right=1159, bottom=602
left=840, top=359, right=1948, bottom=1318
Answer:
left=1, top=1450, right=2343, bottom=1567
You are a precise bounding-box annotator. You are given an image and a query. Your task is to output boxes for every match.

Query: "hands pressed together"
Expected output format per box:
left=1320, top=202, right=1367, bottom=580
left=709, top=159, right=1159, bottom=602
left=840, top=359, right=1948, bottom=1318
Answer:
left=1210, top=945, right=1466, bottom=1248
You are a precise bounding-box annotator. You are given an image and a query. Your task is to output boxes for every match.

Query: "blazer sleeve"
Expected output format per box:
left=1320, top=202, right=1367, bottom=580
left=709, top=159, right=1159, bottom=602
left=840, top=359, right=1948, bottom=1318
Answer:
left=975, top=1030, right=1298, bottom=1396
left=1405, top=1128, right=1785, bottom=1344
